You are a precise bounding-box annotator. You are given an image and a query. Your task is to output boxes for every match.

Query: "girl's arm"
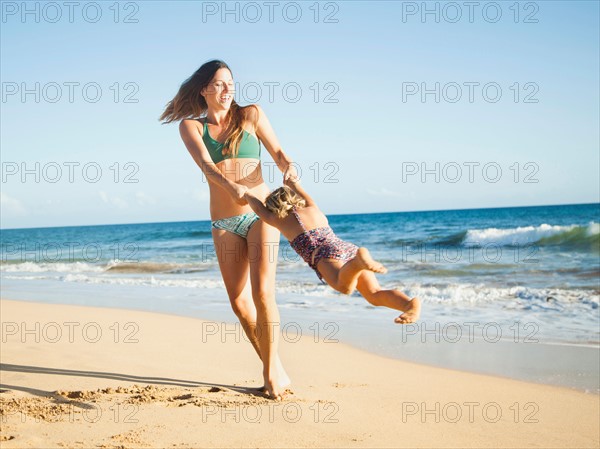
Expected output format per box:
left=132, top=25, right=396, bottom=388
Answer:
left=179, top=119, right=247, bottom=205
left=251, top=104, right=297, bottom=181
left=243, top=190, right=278, bottom=226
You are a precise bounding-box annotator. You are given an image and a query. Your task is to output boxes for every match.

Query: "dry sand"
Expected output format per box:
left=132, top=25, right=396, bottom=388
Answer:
left=1, top=298, right=598, bottom=448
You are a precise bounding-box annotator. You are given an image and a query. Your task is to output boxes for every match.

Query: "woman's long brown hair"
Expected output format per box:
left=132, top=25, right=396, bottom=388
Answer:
left=159, top=59, right=259, bottom=158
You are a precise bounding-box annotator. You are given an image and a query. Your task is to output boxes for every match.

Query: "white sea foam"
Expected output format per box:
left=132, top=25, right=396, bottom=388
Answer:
left=56, top=273, right=225, bottom=289
left=0, top=261, right=105, bottom=273
left=464, top=221, right=598, bottom=246
left=586, top=221, right=600, bottom=236
left=0, top=259, right=219, bottom=274
left=399, top=282, right=599, bottom=311
left=3, top=269, right=597, bottom=311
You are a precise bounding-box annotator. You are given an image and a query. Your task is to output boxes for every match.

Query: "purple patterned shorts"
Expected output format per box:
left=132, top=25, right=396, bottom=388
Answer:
left=290, top=226, right=359, bottom=282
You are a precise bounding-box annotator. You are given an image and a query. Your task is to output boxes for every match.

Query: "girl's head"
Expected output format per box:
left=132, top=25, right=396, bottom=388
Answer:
left=265, top=186, right=306, bottom=219
left=159, top=59, right=259, bottom=157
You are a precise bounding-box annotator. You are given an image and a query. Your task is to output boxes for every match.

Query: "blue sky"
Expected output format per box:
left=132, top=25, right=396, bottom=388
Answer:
left=1, top=0, right=598, bottom=229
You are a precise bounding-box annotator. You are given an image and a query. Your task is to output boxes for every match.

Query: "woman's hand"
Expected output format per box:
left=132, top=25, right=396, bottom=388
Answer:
left=231, top=183, right=249, bottom=206
left=242, top=189, right=253, bottom=201
left=284, top=175, right=299, bottom=187
left=283, top=164, right=299, bottom=184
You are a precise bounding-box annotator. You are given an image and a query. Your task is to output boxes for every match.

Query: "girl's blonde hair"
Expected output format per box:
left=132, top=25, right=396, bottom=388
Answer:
left=265, top=186, right=306, bottom=219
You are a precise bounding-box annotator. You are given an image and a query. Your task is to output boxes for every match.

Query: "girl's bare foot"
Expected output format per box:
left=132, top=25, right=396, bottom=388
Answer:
left=394, top=297, right=421, bottom=324
left=356, top=247, right=387, bottom=274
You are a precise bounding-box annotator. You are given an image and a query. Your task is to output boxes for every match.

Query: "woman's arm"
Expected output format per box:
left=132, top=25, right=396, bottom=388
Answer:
left=179, top=119, right=247, bottom=205
left=284, top=177, right=317, bottom=207
left=251, top=104, right=298, bottom=181
left=243, top=190, right=278, bottom=226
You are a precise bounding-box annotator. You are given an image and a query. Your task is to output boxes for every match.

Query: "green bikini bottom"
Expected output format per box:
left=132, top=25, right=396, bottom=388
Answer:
left=211, top=212, right=260, bottom=239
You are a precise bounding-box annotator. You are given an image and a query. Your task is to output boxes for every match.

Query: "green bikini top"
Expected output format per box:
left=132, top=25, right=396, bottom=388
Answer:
left=202, top=118, right=261, bottom=164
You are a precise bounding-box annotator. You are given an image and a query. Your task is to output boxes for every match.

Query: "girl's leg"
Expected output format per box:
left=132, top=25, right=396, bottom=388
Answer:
left=355, top=271, right=421, bottom=324
left=212, top=229, right=263, bottom=356
left=314, top=258, right=355, bottom=294
left=246, top=219, right=289, bottom=400
left=337, top=248, right=387, bottom=292
left=316, top=248, right=387, bottom=295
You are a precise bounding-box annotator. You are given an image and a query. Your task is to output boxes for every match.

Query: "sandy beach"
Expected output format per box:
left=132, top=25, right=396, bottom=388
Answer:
left=0, top=298, right=598, bottom=448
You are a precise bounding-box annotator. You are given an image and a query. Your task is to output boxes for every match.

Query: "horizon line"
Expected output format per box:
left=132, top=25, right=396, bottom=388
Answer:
left=1, top=200, right=598, bottom=231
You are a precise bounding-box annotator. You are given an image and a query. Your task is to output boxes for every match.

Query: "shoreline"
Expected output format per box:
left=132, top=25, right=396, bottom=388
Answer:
left=1, top=297, right=599, bottom=448
left=2, top=282, right=599, bottom=393
left=2, top=296, right=598, bottom=394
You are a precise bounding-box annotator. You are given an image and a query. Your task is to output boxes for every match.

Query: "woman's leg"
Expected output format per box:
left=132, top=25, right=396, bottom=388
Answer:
left=212, top=229, right=263, bottom=358
left=246, top=219, right=289, bottom=400
left=355, top=271, right=421, bottom=324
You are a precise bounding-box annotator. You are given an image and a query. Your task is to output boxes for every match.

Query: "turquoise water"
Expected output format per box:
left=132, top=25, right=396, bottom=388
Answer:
left=2, top=202, right=598, bottom=338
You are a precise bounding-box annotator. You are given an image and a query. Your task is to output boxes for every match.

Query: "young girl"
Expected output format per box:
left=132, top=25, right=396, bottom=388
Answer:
left=243, top=178, right=421, bottom=324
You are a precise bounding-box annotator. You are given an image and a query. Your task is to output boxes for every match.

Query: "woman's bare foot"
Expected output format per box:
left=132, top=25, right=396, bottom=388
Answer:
left=394, top=297, right=421, bottom=324
left=258, top=356, right=292, bottom=400
left=255, top=385, right=293, bottom=396
left=255, top=373, right=292, bottom=394
left=355, top=247, right=387, bottom=274
left=255, top=356, right=291, bottom=392
left=263, top=374, right=289, bottom=401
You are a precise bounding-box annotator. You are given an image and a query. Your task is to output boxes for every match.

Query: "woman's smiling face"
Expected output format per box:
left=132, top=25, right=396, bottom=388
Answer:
left=202, top=67, right=235, bottom=111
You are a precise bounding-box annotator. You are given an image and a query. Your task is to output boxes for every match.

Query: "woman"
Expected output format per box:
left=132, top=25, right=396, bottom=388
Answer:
left=159, top=60, right=295, bottom=400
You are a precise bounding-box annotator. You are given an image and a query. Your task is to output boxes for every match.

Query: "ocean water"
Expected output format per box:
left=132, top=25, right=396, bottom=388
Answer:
left=2, top=203, right=599, bottom=390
